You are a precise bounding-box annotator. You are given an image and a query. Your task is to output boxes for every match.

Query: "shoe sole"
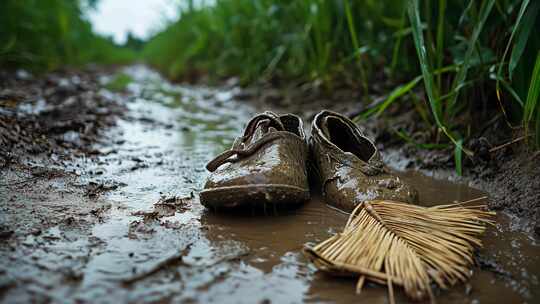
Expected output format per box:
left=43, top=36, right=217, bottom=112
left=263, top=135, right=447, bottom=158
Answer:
left=200, top=184, right=309, bottom=209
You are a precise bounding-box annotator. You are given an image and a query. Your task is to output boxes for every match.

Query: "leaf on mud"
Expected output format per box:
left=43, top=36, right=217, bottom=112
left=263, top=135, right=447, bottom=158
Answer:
left=85, top=181, right=121, bottom=198
left=131, top=195, right=195, bottom=224
left=154, top=194, right=194, bottom=213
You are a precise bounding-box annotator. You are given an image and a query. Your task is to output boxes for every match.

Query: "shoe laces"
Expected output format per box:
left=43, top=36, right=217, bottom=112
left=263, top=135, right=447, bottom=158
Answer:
left=206, top=112, right=286, bottom=172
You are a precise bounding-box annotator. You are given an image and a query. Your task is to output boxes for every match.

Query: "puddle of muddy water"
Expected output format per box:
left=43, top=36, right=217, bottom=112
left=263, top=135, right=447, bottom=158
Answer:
left=2, top=65, right=539, bottom=303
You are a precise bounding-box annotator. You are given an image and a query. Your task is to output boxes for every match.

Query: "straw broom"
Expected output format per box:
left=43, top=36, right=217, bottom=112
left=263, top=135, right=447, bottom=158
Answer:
left=304, top=196, right=495, bottom=303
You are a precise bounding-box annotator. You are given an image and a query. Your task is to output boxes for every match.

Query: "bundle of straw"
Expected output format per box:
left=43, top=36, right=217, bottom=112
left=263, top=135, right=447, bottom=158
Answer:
left=304, top=196, right=495, bottom=303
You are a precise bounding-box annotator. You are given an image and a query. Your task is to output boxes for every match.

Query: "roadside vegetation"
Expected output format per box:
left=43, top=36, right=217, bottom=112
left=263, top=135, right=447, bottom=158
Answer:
left=0, top=0, right=136, bottom=71
left=1, top=0, right=538, bottom=173
left=144, top=0, right=540, bottom=172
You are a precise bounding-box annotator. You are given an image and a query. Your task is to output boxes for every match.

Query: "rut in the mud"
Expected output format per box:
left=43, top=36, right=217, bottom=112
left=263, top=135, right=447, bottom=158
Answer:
left=1, top=66, right=539, bottom=303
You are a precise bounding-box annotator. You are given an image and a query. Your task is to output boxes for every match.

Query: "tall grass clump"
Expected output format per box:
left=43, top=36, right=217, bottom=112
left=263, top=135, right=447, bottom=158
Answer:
left=0, top=0, right=137, bottom=71
left=144, top=1, right=407, bottom=85
left=144, top=0, right=539, bottom=162
left=402, top=0, right=540, bottom=170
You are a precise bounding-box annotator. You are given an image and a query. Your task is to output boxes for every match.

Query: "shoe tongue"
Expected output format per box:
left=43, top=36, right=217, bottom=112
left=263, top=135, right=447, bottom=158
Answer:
left=248, top=119, right=279, bottom=143
left=244, top=114, right=284, bottom=145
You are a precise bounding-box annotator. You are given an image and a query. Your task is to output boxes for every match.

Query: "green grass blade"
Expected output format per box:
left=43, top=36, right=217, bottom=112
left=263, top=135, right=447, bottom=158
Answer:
left=344, top=0, right=368, bottom=94
left=500, top=0, right=530, bottom=68
left=458, top=0, right=475, bottom=27
left=375, top=76, right=422, bottom=116
left=409, top=90, right=431, bottom=125
left=501, top=80, right=525, bottom=107
left=435, top=0, right=446, bottom=89
left=357, top=65, right=458, bottom=120
left=449, top=0, right=495, bottom=113
left=408, top=0, right=473, bottom=159
left=390, top=10, right=407, bottom=75
left=490, top=72, right=525, bottom=107
left=495, top=0, right=530, bottom=92
left=393, top=128, right=449, bottom=150
left=523, top=51, right=540, bottom=144
left=510, top=0, right=539, bottom=80
left=455, top=138, right=463, bottom=176
left=407, top=0, right=442, bottom=124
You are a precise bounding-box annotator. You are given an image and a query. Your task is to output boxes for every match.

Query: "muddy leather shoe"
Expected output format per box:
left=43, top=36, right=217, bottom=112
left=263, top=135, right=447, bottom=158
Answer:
left=310, top=110, right=418, bottom=212
left=200, top=112, right=310, bottom=209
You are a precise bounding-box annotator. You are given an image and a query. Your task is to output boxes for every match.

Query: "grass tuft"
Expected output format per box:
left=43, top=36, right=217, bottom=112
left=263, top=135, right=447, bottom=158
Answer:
left=0, top=0, right=137, bottom=71
left=142, top=0, right=540, bottom=164
left=523, top=51, right=540, bottom=145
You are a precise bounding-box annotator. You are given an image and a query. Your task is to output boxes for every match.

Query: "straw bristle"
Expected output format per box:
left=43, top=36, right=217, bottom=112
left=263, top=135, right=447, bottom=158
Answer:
left=304, top=198, right=495, bottom=302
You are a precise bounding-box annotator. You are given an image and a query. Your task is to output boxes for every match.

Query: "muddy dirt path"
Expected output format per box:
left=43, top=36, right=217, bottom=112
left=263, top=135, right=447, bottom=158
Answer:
left=1, top=66, right=539, bottom=303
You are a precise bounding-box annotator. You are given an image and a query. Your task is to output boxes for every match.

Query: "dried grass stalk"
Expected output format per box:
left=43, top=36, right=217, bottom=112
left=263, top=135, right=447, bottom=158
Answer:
left=304, top=197, right=495, bottom=303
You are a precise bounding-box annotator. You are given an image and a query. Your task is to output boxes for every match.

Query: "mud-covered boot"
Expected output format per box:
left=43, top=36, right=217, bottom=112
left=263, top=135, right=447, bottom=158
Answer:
left=310, top=110, right=418, bottom=212
left=200, top=112, right=310, bottom=209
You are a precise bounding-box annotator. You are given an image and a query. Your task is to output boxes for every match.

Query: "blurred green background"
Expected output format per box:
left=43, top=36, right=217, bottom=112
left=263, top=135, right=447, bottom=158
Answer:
left=1, top=0, right=539, bottom=167
left=0, top=0, right=138, bottom=69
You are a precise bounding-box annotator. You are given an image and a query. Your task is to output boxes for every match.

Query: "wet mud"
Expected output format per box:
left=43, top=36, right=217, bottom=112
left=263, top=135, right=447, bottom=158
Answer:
left=1, top=66, right=539, bottom=303
left=236, top=78, right=540, bottom=236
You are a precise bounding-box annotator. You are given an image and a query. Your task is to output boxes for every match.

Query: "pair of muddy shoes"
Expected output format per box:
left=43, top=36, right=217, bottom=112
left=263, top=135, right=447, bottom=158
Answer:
left=200, top=110, right=418, bottom=212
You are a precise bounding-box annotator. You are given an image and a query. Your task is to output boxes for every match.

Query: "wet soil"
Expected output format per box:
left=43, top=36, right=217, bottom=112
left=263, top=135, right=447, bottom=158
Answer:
left=237, top=79, right=540, bottom=236
left=1, top=65, right=539, bottom=303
